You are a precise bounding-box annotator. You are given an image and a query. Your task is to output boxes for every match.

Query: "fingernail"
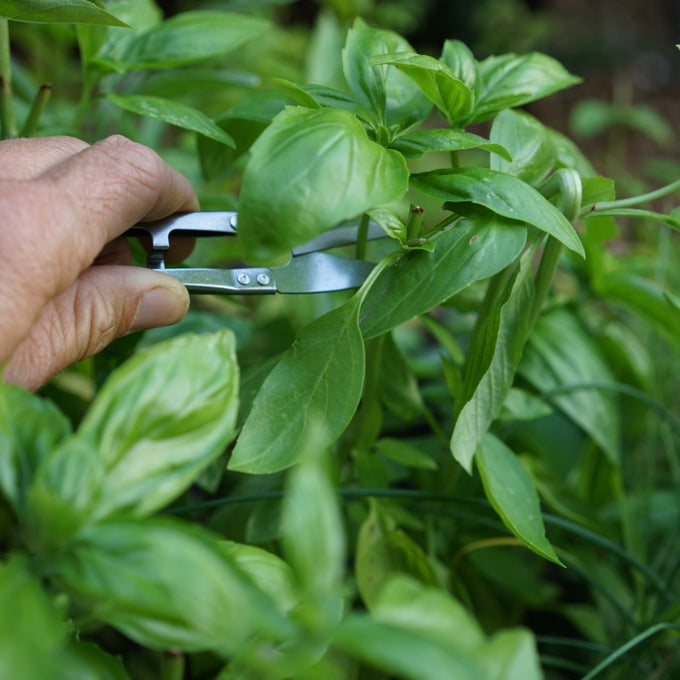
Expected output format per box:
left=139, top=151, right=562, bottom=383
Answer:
left=131, top=286, right=187, bottom=332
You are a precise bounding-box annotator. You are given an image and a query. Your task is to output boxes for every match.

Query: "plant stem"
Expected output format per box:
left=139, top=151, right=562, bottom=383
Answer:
left=0, top=18, right=17, bottom=139
left=405, top=205, right=424, bottom=241
left=20, top=83, right=51, bottom=137
left=160, top=650, right=185, bottom=680
left=581, top=178, right=680, bottom=216
left=528, top=237, right=563, bottom=329
left=355, top=212, right=370, bottom=261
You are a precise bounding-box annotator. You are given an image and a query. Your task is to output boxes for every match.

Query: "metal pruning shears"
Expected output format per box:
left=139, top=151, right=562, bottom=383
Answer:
left=126, top=212, right=385, bottom=295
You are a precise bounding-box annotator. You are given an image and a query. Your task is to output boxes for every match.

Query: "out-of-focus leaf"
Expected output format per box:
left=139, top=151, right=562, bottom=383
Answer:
left=377, top=333, right=423, bottom=420
left=106, top=94, right=235, bottom=146
left=342, top=17, right=432, bottom=133
left=32, top=331, right=238, bottom=527
left=230, top=297, right=364, bottom=474
left=237, top=106, right=408, bottom=263
left=280, top=436, right=344, bottom=615
left=59, top=641, right=131, bottom=680
left=475, top=629, right=543, bottom=680
left=519, top=309, right=620, bottom=465
left=371, top=51, right=474, bottom=127
left=470, top=52, right=581, bottom=125
left=412, top=168, right=584, bottom=256
left=55, top=518, right=291, bottom=655
left=0, top=0, right=128, bottom=25
left=476, top=434, right=561, bottom=564
left=333, top=615, right=488, bottom=680
left=375, top=438, right=437, bottom=470
left=360, top=215, right=527, bottom=339
left=389, top=128, right=510, bottom=161
left=497, top=388, right=552, bottom=422
left=356, top=500, right=439, bottom=610
left=490, top=109, right=555, bottom=185
left=0, top=556, right=66, bottom=680
left=0, top=383, right=71, bottom=517
left=451, top=246, right=536, bottom=472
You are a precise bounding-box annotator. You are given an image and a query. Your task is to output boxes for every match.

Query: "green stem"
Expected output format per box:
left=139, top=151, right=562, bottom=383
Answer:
left=160, top=650, right=185, bottom=680
left=20, top=83, right=51, bottom=137
left=405, top=205, right=425, bottom=241
left=581, top=178, right=680, bottom=216
left=528, top=237, right=563, bottom=329
left=355, top=212, right=370, bottom=261
left=0, top=18, right=17, bottom=139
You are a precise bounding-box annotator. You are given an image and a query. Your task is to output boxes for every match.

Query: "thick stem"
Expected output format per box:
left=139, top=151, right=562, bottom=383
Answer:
left=20, top=83, right=51, bottom=137
left=0, top=18, right=17, bottom=139
left=528, top=237, right=563, bottom=329
left=160, top=650, right=185, bottom=680
left=355, top=212, right=370, bottom=261
left=405, top=204, right=424, bottom=242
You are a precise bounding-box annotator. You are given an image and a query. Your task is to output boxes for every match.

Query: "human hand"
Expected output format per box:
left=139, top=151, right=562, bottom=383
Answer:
left=0, top=134, right=198, bottom=390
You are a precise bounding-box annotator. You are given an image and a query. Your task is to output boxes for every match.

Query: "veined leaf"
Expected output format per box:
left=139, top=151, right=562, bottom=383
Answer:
left=371, top=51, right=474, bottom=127
left=451, top=246, right=536, bottom=472
left=440, top=39, right=479, bottom=100
left=519, top=309, right=621, bottom=465
left=0, top=0, right=128, bottom=25
left=106, top=94, right=235, bottom=146
left=229, top=296, right=365, bottom=474
left=237, top=106, right=408, bottom=264
left=490, top=109, right=555, bottom=185
left=476, top=433, right=561, bottom=564
left=342, top=17, right=432, bottom=133
left=470, top=51, right=581, bottom=125
left=55, top=518, right=291, bottom=654
left=412, top=167, right=585, bottom=256
left=360, top=214, right=527, bottom=339
left=389, top=128, right=510, bottom=161
left=367, top=206, right=406, bottom=242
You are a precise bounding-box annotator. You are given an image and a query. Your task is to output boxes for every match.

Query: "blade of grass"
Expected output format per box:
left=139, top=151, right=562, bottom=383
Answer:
left=0, top=18, right=17, bottom=138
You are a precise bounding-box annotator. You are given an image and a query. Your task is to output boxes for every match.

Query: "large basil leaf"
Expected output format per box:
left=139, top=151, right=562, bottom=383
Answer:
left=55, top=518, right=291, bottom=655
left=230, top=296, right=365, bottom=474
left=29, top=331, right=239, bottom=528
left=360, top=215, right=527, bottom=339
left=489, top=109, right=556, bottom=185
left=237, top=106, right=408, bottom=263
left=371, top=52, right=474, bottom=127
left=342, top=17, right=432, bottom=133
left=470, top=51, right=581, bottom=125
left=450, top=246, right=536, bottom=472
left=475, top=630, right=543, bottom=680
left=476, top=434, right=561, bottom=564
left=0, top=383, right=71, bottom=518
left=106, top=94, right=235, bottom=146
left=519, top=309, right=621, bottom=465
left=412, top=168, right=585, bottom=256
left=0, top=0, right=128, bottom=25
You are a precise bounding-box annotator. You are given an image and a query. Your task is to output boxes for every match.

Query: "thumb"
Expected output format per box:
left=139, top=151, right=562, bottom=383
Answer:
left=3, top=266, right=189, bottom=391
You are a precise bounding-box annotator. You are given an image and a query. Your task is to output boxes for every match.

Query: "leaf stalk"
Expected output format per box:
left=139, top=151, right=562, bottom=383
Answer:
left=0, top=18, right=17, bottom=139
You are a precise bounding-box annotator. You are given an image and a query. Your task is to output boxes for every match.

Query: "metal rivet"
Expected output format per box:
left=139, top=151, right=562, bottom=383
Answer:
left=237, top=273, right=251, bottom=285
left=256, top=273, right=271, bottom=285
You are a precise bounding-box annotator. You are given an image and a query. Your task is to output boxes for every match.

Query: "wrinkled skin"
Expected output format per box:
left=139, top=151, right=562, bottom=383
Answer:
left=0, top=135, right=197, bottom=390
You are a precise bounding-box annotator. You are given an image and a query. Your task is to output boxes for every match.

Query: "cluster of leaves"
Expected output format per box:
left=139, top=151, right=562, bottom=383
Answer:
left=3, top=1, right=680, bottom=679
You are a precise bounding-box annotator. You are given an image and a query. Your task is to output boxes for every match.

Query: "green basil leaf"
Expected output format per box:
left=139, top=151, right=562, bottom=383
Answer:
left=280, top=439, right=345, bottom=612
left=372, top=574, right=485, bottom=651
left=474, top=629, right=543, bottom=680
left=55, top=518, right=291, bottom=654
left=476, top=433, right=561, bottom=564
left=112, top=11, right=269, bottom=70
left=237, top=106, right=408, bottom=263
left=375, top=438, right=436, bottom=470
left=412, top=168, right=585, bottom=256
left=60, top=641, right=132, bottom=680
left=389, top=128, right=510, bottom=161
left=489, top=109, right=555, bottom=185
left=106, top=94, right=235, bottom=147
left=356, top=500, right=439, bottom=610
left=360, top=215, right=527, bottom=339
left=470, top=51, right=581, bottom=125
left=0, top=383, right=71, bottom=517
left=333, top=615, right=488, bottom=680
left=371, top=51, right=474, bottom=127
left=377, top=333, right=423, bottom=422
left=0, top=556, right=66, bottom=678
left=440, top=39, right=480, bottom=101
left=229, top=297, right=364, bottom=473
left=367, top=206, right=406, bottom=242
left=451, top=246, right=536, bottom=472
left=76, top=330, right=239, bottom=519
left=519, top=309, right=621, bottom=465
left=342, top=17, right=432, bottom=132
left=0, top=0, right=128, bottom=25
